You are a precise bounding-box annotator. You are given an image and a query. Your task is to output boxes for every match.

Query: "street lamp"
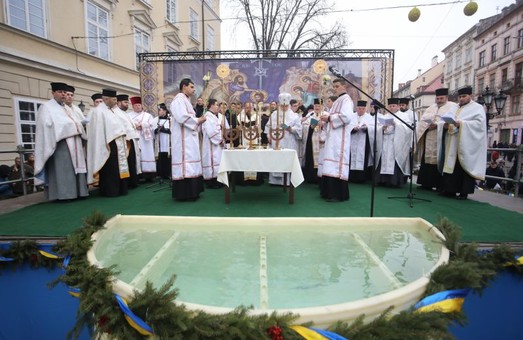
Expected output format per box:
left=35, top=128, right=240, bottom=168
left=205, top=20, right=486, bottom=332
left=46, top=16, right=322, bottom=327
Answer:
left=478, top=87, right=508, bottom=131
left=476, top=95, right=484, bottom=106
left=494, top=90, right=507, bottom=115
left=482, top=86, right=494, bottom=118
left=78, top=100, right=85, bottom=113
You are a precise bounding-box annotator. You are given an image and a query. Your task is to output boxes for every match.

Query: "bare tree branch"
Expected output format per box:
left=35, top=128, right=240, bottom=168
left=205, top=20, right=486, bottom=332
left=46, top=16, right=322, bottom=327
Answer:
left=229, top=0, right=349, bottom=53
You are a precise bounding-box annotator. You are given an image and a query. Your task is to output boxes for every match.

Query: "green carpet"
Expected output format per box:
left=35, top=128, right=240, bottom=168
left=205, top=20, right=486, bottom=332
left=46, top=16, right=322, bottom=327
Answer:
left=1, top=182, right=522, bottom=242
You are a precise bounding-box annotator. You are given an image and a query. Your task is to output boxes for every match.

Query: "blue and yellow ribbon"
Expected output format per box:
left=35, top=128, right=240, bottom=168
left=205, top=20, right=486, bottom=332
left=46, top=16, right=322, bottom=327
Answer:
left=61, top=256, right=80, bottom=297
left=38, top=244, right=63, bottom=259
left=503, top=255, right=523, bottom=267
left=290, top=325, right=348, bottom=340
left=414, top=288, right=471, bottom=313
left=115, top=294, right=153, bottom=336
left=68, top=287, right=81, bottom=298
left=63, top=255, right=71, bottom=268
left=310, top=327, right=348, bottom=340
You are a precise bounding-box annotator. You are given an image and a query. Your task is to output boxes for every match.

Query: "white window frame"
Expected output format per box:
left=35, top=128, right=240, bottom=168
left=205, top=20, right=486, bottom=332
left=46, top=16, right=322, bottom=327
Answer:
left=5, top=0, right=47, bottom=37
left=491, top=44, right=497, bottom=62
left=504, top=36, right=510, bottom=55
left=455, top=53, right=462, bottom=70
left=446, top=58, right=453, bottom=73
left=479, top=50, right=486, bottom=67
left=85, top=0, right=110, bottom=61
left=511, top=94, right=520, bottom=115
left=465, top=46, right=473, bottom=64
left=166, top=0, right=177, bottom=24
left=206, top=25, right=215, bottom=51
left=13, top=97, right=46, bottom=151
left=134, top=27, right=150, bottom=69
left=189, top=8, right=199, bottom=41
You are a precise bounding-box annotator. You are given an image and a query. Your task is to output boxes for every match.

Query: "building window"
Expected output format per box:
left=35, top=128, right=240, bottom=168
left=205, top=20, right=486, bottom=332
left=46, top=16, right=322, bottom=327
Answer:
left=512, top=95, right=520, bottom=115
left=504, top=37, right=510, bottom=55
left=190, top=8, right=199, bottom=40
left=206, top=25, right=215, bottom=51
left=166, top=0, right=177, bottom=24
left=518, top=29, right=523, bottom=49
left=516, top=62, right=523, bottom=87
left=86, top=1, right=109, bottom=60
left=134, top=28, right=150, bottom=69
left=14, top=98, right=44, bottom=151
left=465, top=46, right=473, bottom=63
left=446, top=58, right=453, bottom=74
left=478, top=77, right=485, bottom=92
left=464, top=73, right=469, bottom=85
left=455, top=53, right=462, bottom=69
left=454, top=78, right=459, bottom=90
left=479, top=50, right=486, bottom=67
left=502, top=68, right=508, bottom=83
left=6, top=0, right=46, bottom=37
left=491, top=44, right=497, bottom=62
left=165, top=47, right=177, bottom=84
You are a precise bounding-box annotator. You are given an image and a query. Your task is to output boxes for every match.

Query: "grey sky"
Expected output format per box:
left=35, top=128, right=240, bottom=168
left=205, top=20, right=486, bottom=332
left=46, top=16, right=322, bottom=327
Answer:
left=220, top=0, right=515, bottom=89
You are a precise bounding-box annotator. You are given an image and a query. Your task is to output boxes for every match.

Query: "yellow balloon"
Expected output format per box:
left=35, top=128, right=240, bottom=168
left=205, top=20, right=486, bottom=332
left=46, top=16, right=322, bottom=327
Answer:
left=464, top=1, right=478, bottom=16
left=408, top=7, right=420, bottom=22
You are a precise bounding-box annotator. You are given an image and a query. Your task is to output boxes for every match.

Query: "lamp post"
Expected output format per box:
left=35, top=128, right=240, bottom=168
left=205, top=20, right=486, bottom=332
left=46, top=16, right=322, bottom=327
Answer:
left=476, top=95, right=484, bottom=106
left=478, top=87, right=508, bottom=136
left=478, top=86, right=494, bottom=129
left=494, top=90, right=507, bottom=116
left=78, top=100, right=85, bottom=113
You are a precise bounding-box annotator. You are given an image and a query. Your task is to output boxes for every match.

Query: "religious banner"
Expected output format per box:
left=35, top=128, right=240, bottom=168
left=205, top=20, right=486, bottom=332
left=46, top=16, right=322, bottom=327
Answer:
left=139, top=50, right=393, bottom=110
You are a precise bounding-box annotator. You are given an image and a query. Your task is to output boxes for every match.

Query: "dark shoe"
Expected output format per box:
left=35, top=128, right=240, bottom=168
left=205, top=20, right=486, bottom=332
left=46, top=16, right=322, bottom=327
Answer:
left=456, top=194, right=468, bottom=200
left=326, top=198, right=340, bottom=203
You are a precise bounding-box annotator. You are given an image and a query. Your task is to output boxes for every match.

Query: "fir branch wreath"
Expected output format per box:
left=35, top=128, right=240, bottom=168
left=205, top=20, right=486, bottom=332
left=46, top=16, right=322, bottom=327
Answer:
left=1, top=212, right=521, bottom=339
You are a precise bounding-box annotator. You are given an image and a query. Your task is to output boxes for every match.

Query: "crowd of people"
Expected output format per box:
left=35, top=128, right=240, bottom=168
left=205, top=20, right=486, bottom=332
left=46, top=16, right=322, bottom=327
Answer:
left=4, top=78, right=509, bottom=203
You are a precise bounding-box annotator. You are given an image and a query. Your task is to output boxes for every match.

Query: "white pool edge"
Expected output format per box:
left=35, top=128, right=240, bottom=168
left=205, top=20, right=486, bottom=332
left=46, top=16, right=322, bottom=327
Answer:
left=87, top=215, right=449, bottom=328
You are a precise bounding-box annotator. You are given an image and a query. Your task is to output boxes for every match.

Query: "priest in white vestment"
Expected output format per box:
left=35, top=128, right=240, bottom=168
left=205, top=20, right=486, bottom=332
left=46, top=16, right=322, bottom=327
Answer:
left=87, top=89, right=130, bottom=197
left=319, top=78, right=353, bottom=202
left=416, top=88, right=458, bottom=191
left=375, top=98, right=413, bottom=187
left=64, top=85, right=87, bottom=123
left=116, top=94, right=141, bottom=188
left=301, top=98, right=326, bottom=184
left=129, top=96, right=156, bottom=179
left=264, top=93, right=303, bottom=186
left=170, top=78, right=207, bottom=201
left=201, top=99, right=225, bottom=189
left=349, top=100, right=376, bottom=183
left=437, top=86, right=486, bottom=200
left=34, top=82, right=89, bottom=201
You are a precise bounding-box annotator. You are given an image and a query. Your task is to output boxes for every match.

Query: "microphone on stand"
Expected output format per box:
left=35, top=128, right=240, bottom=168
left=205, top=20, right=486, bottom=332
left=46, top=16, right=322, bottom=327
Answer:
left=328, top=66, right=342, bottom=77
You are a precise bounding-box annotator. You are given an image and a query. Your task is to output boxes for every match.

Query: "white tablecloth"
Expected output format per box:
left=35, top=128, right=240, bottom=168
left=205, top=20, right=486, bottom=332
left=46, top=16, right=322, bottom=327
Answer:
left=217, top=149, right=304, bottom=187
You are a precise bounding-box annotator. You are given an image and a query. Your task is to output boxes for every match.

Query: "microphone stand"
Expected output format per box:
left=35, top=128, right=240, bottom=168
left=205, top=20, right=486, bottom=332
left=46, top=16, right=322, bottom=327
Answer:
left=328, top=66, right=422, bottom=215
left=386, top=100, right=431, bottom=207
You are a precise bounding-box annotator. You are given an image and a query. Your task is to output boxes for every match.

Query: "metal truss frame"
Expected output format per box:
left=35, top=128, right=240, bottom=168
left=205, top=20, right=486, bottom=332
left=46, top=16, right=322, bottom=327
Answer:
left=138, top=49, right=394, bottom=63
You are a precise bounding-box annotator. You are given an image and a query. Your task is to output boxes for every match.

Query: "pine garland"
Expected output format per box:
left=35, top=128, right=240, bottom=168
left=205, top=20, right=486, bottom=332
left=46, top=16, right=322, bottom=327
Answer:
left=1, top=212, right=521, bottom=339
